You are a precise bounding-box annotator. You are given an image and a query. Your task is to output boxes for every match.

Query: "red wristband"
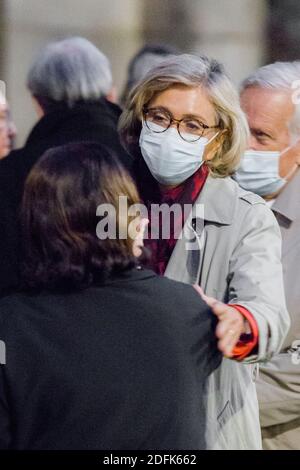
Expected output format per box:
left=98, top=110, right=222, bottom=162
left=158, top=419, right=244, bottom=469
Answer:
left=228, top=305, right=259, bottom=360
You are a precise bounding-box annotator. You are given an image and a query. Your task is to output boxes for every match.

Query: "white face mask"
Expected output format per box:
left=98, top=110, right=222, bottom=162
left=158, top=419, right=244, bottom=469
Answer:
left=234, top=149, right=290, bottom=196
left=139, top=122, right=218, bottom=186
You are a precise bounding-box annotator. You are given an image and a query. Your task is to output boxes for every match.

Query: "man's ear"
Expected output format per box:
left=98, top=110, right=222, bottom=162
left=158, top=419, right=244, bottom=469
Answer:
left=292, top=138, right=300, bottom=165
left=105, top=86, right=118, bottom=104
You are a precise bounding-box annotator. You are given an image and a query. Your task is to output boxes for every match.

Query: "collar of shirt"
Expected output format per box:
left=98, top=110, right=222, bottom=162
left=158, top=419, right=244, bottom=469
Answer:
left=272, top=167, right=300, bottom=223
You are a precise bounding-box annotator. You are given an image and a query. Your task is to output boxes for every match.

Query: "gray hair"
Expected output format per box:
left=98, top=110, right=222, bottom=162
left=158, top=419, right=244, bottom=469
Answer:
left=241, top=61, right=300, bottom=139
left=119, top=54, right=249, bottom=177
left=27, top=37, right=112, bottom=106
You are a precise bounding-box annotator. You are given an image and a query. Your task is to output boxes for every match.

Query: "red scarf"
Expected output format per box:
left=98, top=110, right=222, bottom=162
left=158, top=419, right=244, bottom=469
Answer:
left=144, top=164, right=209, bottom=275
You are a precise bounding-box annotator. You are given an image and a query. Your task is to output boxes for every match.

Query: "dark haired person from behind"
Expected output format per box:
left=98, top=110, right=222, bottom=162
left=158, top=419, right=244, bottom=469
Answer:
left=120, top=43, right=179, bottom=106
left=0, top=142, right=220, bottom=450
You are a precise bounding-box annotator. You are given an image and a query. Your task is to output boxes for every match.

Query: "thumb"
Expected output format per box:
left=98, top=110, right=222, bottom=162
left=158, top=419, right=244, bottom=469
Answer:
left=210, top=300, right=228, bottom=317
left=193, top=285, right=218, bottom=308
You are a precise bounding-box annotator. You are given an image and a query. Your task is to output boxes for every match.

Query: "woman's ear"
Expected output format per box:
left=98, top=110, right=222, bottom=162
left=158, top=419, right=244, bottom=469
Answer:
left=204, top=130, right=226, bottom=162
left=132, top=218, right=149, bottom=257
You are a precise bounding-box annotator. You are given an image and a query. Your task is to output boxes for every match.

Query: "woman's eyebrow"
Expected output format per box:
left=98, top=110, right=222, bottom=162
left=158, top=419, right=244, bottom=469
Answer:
left=182, top=113, right=208, bottom=124
left=150, top=106, right=208, bottom=123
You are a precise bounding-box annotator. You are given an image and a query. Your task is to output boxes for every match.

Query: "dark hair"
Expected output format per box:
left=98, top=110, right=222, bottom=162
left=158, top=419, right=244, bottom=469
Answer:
left=120, top=43, right=179, bottom=106
left=21, top=142, right=141, bottom=291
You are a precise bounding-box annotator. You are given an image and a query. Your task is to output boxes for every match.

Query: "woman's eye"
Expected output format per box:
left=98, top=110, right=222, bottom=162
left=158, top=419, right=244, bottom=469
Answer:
left=184, top=121, right=202, bottom=131
left=152, top=113, right=169, bottom=122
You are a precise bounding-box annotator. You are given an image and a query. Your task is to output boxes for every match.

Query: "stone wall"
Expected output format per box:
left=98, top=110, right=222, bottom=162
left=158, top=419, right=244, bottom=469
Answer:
left=1, top=0, right=267, bottom=145
left=1, top=0, right=143, bottom=145
left=143, top=0, right=267, bottom=85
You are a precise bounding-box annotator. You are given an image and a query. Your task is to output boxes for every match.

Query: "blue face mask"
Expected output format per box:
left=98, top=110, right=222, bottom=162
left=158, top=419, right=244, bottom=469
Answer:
left=139, top=122, right=218, bottom=186
left=234, top=149, right=289, bottom=196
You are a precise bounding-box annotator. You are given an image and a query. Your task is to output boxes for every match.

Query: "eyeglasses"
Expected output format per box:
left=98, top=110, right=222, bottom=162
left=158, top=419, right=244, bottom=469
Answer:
left=143, top=107, right=220, bottom=143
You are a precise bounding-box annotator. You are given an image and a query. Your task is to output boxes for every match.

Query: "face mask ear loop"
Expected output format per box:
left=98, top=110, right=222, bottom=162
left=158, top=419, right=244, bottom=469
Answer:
left=279, top=143, right=300, bottom=181
left=280, top=145, right=292, bottom=158
left=284, top=162, right=299, bottom=181
left=206, top=131, right=220, bottom=146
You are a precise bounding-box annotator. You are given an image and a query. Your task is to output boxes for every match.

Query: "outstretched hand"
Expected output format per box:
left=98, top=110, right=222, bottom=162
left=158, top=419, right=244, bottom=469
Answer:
left=193, top=285, right=247, bottom=357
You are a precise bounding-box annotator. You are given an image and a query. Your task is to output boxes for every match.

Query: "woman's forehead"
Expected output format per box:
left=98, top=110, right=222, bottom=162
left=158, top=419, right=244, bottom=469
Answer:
left=149, top=85, right=216, bottom=120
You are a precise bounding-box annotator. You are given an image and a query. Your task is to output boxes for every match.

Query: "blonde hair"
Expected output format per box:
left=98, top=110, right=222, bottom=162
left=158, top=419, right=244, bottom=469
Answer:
left=119, top=54, right=249, bottom=177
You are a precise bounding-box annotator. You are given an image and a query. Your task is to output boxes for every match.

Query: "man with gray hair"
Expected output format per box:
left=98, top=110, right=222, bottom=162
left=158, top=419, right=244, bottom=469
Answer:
left=27, top=36, right=117, bottom=114
left=235, top=61, right=300, bottom=450
left=0, top=37, right=131, bottom=295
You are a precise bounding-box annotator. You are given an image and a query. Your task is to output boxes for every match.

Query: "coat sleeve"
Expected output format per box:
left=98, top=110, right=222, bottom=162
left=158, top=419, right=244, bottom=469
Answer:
left=0, top=156, right=21, bottom=296
left=228, top=202, right=290, bottom=363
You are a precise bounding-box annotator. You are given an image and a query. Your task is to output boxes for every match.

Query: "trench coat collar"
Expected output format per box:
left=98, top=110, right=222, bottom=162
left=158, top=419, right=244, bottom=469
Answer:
left=272, top=168, right=300, bottom=223
left=191, top=175, right=237, bottom=225
left=164, top=176, right=236, bottom=283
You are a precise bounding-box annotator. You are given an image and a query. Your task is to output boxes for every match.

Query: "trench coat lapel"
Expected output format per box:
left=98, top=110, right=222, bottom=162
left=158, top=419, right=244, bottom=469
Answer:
left=164, top=176, right=235, bottom=284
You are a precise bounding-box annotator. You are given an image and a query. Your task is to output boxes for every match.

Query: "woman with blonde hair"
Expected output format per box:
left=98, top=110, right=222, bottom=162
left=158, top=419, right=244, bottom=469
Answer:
left=119, top=54, right=290, bottom=449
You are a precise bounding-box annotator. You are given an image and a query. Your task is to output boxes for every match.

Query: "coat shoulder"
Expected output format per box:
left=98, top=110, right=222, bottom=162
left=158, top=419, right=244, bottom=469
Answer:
left=230, top=178, right=266, bottom=206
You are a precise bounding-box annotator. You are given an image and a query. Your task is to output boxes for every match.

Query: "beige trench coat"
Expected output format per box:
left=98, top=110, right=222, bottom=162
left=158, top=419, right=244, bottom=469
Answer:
left=256, top=168, right=300, bottom=449
left=164, top=175, right=290, bottom=450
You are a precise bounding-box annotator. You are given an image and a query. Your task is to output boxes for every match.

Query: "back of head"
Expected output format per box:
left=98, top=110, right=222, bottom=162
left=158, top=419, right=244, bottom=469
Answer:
left=121, top=43, right=179, bottom=105
left=22, top=142, right=140, bottom=291
left=27, top=37, right=113, bottom=111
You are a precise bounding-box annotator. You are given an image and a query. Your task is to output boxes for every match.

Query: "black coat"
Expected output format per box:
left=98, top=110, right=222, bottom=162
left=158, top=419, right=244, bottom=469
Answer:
left=0, top=99, right=132, bottom=295
left=0, top=268, right=221, bottom=450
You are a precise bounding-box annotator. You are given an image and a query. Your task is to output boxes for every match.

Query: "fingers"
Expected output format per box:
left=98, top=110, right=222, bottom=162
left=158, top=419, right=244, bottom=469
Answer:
left=193, top=285, right=218, bottom=307
left=216, top=319, right=241, bottom=357
left=192, top=286, right=244, bottom=357
left=214, top=306, right=245, bottom=357
left=209, top=300, right=228, bottom=316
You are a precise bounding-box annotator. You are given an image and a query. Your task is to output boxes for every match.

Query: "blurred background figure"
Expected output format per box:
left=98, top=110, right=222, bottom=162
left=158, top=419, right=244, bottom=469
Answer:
left=0, top=36, right=131, bottom=296
left=0, top=90, right=17, bottom=159
left=2, top=0, right=300, bottom=146
left=235, top=61, right=300, bottom=450
left=120, top=43, right=179, bottom=105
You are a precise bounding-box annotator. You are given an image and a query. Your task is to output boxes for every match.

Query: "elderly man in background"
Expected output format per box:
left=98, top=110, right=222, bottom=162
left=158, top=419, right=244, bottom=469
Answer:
left=0, top=36, right=131, bottom=295
left=0, top=90, right=17, bottom=159
left=235, top=61, right=300, bottom=450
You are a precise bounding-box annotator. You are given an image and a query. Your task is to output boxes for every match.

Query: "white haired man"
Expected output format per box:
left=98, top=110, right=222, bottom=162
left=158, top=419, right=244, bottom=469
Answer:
left=0, top=37, right=131, bottom=295
left=235, top=61, right=300, bottom=450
